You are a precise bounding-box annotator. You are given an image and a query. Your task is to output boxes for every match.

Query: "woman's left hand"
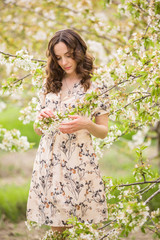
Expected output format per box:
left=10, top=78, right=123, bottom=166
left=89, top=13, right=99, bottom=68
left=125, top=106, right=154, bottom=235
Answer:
left=59, top=115, right=91, bottom=134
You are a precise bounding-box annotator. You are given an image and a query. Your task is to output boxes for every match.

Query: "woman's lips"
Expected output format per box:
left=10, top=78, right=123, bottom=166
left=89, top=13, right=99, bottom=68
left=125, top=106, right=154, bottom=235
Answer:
left=65, top=66, right=71, bottom=70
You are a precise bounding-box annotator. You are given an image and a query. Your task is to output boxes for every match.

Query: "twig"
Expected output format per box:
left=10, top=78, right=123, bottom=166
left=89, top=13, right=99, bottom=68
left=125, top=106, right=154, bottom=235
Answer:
left=117, top=178, right=160, bottom=187
left=148, top=214, right=160, bottom=234
left=131, top=2, right=159, bottom=20
left=131, top=3, right=146, bottom=13
left=13, top=73, right=31, bottom=84
left=98, top=219, right=117, bottom=230
left=113, top=94, right=151, bottom=114
left=101, top=122, right=146, bottom=149
left=100, top=228, right=117, bottom=240
left=13, top=64, right=46, bottom=84
left=144, top=189, right=160, bottom=204
left=97, top=74, right=143, bottom=99
left=146, top=226, right=158, bottom=233
left=136, top=179, right=159, bottom=195
left=136, top=183, right=152, bottom=194
left=142, top=22, right=151, bottom=39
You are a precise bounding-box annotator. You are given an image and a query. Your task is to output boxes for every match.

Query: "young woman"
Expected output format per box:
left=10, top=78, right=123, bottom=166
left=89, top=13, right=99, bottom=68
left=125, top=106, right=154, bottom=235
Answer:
left=26, top=28, right=110, bottom=236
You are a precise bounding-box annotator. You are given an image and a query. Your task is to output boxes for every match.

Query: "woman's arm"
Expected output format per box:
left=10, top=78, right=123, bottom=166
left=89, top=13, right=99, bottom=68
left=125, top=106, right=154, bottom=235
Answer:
left=86, top=114, right=108, bottom=139
left=59, top=114, right=109, bottom=139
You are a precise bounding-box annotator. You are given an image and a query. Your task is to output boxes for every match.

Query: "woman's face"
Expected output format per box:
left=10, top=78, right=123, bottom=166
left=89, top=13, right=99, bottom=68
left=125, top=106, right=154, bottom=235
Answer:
left=54, top=42, right=77, bottom=75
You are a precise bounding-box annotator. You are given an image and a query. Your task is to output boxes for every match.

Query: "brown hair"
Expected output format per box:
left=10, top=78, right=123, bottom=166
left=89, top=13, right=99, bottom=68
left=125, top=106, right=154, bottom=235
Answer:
left=45, top=28, right=95, bottom=94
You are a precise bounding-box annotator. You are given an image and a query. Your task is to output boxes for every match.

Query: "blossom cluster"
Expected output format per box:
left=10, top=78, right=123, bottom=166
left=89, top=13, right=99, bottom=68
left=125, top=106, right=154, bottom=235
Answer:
left=19, top=97, right=39, bottom=124
left=91, top=125, right=122, bottom=160
left=102, top=177, right=152, bottom=236
left=117, top=200, right=150, bottom=233
left=0, top=128, right=31, bottom=152
left=0, top=49, right=40, bottom=72
left=133, top=161, right=153, bottom=181
left=13, top=49, right=40, bottom=71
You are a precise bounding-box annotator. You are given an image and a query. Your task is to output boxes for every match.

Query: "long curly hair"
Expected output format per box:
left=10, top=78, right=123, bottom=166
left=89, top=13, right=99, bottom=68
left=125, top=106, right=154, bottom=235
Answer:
left=45, top=28, right=95, bottom=94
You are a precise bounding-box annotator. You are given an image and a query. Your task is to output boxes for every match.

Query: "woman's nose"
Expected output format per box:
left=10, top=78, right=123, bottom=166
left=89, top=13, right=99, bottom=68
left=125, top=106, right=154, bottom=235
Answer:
left=62, top=57, right=67, bottom=65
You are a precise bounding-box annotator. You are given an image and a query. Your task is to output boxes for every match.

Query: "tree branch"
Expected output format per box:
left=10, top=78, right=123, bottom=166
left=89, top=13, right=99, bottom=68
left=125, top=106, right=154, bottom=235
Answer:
left=98, top=219, right=117, bottom=230
left=0, top=51, right=47, bottom=63
left=97, top=74, right=143, bottom=100
left=144, top=189, right=160, bottom=204
left=100, top=228, right=117, bottom=240
left=148, top=214, right=160, bottom=234
left=117, top=178, right=160, bottom=187
left=136, top=178, right=160, bottom=195
left=131, top=2, right=159, bottom=20
left=13, top=73, right=31, bottom=84
left=12, top=64, right=46, bottom=84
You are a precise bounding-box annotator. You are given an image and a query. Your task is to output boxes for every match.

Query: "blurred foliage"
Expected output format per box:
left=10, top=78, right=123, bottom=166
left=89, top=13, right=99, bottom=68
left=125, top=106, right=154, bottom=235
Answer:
left=0, top=183, right=30, bottom=222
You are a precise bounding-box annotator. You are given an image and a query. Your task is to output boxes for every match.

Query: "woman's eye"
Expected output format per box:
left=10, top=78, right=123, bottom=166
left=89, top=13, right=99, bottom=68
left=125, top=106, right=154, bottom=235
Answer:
left=56, top=55, right=72, bottom=60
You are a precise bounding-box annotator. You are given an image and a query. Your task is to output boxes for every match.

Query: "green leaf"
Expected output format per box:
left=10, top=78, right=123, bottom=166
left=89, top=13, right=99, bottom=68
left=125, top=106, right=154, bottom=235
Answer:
left=155, top=2, right=160, bottom=14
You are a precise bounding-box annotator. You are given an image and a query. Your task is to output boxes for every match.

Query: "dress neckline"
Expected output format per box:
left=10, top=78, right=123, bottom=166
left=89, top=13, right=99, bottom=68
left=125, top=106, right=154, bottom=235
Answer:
left=59, top=80, right=82, bottom=102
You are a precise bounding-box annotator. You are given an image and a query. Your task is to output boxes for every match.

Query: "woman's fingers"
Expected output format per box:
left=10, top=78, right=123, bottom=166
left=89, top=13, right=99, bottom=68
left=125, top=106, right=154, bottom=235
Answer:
left=37, top=115, right=43, bottom=119
left=40, top=112, right=49, bottom=118
left=43, top=109, right=53, bottom=117
left=39, top=108, right=55, bottom=119
left=47, top=109, right=55, bottom=117
left=59, top=125, right=74, bottom=134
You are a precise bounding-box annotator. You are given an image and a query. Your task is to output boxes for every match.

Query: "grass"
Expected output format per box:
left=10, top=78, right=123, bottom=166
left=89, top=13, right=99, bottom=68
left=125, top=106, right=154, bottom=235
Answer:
left=0, top=105, right=41, bottom=147
left=0, top=182, right=30, bottom=222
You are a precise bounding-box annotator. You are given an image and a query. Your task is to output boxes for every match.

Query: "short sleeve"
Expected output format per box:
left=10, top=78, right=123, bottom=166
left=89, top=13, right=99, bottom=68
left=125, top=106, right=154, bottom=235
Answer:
left=91, top=82, right=110, bottom=118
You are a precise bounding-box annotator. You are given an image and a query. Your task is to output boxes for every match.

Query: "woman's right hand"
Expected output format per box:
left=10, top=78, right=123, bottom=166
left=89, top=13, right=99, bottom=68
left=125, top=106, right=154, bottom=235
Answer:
left=37, top=108, right=55, bottom=120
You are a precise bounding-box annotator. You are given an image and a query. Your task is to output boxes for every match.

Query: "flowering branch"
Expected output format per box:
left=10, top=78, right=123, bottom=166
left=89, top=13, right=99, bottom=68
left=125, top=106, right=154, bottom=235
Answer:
left=98, top=219, right=117, bottom=230
left=13, top=73, right=31, bottom=84
left=0, top=50, right=47, bottom=63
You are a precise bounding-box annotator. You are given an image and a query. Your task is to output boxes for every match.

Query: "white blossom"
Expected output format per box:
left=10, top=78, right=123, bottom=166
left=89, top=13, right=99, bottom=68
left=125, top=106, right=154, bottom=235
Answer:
left=0, top=128, right=30, bottom=152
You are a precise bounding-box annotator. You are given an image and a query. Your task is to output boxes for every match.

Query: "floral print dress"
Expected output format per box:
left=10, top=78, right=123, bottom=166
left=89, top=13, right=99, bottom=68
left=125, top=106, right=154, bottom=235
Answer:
left=26, top=81, right=110, bottom=227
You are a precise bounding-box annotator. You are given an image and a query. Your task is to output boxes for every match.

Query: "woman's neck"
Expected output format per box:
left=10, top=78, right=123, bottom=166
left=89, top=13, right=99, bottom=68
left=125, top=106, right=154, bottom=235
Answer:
left=64, top=72, right=81, bottom=82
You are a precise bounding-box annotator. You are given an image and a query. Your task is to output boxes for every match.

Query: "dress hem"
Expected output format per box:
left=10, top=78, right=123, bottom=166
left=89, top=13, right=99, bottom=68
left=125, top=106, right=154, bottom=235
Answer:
left=26, top=217, right=108, bottom=228
left=26, top=217, right=73, bottom=227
